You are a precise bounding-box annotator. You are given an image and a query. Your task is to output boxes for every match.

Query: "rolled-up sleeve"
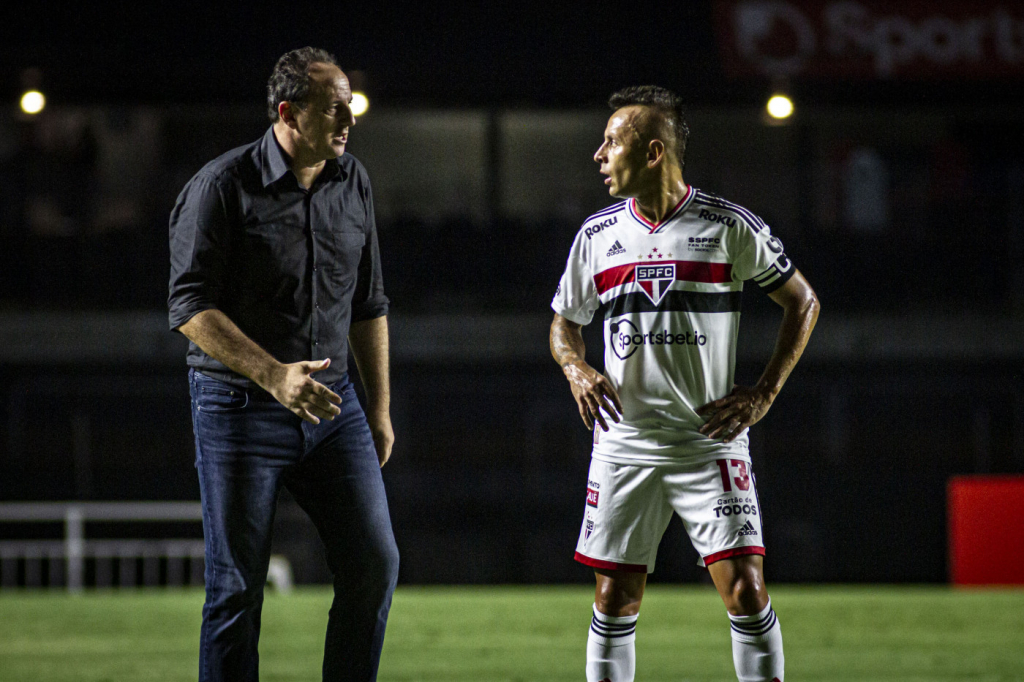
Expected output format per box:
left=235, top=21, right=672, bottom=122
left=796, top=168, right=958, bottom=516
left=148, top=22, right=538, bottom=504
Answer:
left=167, top=172, right=234, bottom=331
left=350, top=173, right=389, bottom=322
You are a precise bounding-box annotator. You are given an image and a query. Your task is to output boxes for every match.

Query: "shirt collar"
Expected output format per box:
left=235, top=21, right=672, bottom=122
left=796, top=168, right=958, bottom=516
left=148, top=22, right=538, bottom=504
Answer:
left=259, top=126, right=291, bottom=187
left=259, top=126, right=347, bottom=188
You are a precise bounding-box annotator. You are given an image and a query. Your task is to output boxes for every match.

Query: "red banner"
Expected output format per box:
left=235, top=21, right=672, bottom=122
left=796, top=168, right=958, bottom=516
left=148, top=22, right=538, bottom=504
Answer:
left=948, top=475, right=1024, bottom=585
left=713, top=1, right=1024, bottom=79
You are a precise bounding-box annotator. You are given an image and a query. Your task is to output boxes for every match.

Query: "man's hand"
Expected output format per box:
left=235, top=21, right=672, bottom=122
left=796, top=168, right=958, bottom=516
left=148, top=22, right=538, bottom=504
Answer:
left=696, top=385, right=773, bottom=442
left=563, top=361, right=624, bottom=431
left=348, top=315, right=392, bottom=466
left=367, top=411, right=395, bottom=467
left=265, top=358, right=342, bottom=425
left=550, top=314, right=623, bottom=432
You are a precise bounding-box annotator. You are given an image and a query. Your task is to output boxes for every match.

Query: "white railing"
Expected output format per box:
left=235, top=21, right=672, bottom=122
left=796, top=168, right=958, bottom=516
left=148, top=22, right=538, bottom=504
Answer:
left=0, top=502, right=292, bottom=593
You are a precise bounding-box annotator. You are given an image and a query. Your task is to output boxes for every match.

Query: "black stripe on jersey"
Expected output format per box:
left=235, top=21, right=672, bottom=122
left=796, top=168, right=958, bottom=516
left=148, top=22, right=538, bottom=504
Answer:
left=603, top=290, right=742, bottom=318
left=756, top=259, right=795, bottom=294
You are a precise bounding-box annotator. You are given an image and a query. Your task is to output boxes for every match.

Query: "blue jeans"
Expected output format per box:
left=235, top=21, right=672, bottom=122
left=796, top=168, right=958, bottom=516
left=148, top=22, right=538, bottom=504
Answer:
left=189, top=369, right=399, bottom=682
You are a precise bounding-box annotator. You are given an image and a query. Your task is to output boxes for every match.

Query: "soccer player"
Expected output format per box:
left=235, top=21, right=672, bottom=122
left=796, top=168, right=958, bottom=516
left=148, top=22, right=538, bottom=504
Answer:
left=550, top=86, right=819, bottom=682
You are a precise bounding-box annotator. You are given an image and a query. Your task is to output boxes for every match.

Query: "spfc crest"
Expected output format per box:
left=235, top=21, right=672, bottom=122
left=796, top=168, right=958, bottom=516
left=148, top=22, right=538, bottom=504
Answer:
left=636, top=264, right=675, bottom=304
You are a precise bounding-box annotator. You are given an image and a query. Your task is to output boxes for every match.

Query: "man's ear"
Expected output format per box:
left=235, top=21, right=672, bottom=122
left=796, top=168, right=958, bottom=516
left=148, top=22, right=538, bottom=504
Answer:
left=647, top=139, right=666, bottom=168
left=278, top=101, right=299, bottom=129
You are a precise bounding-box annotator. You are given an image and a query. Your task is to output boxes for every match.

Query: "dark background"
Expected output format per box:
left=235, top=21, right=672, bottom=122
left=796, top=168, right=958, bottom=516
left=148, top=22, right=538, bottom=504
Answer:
left=1, top=1, right=1023, bottom=586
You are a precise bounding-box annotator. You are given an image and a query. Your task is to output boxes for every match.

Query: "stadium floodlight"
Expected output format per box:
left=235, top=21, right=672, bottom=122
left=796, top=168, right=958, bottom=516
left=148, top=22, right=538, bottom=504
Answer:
left=20, top=90, right=46, bottom=115
left=351, top=92, right=369, bottom=117
left=765, top=94, right=794, bottom=120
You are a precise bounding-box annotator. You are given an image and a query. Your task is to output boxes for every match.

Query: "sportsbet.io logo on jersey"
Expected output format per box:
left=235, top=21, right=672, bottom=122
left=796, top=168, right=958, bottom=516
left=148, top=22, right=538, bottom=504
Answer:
left=609, top=318, right=708, bottom=360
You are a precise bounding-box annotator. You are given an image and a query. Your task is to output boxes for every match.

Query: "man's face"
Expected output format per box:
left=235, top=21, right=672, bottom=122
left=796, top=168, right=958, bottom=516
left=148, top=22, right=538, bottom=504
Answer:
left=292, top=63, right=355, bottom=161
left=594, top=107, right=649, bottom=198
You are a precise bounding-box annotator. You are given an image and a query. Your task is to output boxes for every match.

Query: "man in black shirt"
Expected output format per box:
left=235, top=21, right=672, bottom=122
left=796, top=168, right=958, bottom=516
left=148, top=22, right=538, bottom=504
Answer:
left=168, top=47, right=398, bottom=682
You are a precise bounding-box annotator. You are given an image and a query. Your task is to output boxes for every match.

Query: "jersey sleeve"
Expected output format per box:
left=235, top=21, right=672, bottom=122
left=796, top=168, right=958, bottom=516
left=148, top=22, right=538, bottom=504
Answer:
left=730, top=216, right=795, bottom=294
left=551, top=230, right=600, bottom=326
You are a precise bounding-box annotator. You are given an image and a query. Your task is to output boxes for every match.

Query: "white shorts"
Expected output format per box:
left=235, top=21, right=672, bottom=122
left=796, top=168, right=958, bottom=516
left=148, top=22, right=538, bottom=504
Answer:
left=574, top=457, right=766, bottom=574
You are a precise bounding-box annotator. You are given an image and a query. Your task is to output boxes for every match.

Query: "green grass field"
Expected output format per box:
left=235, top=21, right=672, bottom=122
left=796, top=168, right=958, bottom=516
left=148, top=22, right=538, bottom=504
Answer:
left=1, top=585, right=1022, bottom=681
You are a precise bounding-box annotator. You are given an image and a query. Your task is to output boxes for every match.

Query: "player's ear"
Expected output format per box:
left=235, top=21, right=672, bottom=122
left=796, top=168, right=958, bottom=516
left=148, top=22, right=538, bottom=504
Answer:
left=647, top=139, right=665, bottom=168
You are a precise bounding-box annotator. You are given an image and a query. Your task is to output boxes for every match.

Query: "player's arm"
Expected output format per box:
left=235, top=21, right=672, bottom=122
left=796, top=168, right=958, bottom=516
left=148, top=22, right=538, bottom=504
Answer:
left=697, top=269, right=820, bottom=442
left=178, top=311, right=342, bottom=425
left=349, top=315, right=394, bottom=467
left=550, top=313, right=623, bottom=431
left=347, top=171, right=393, bottom=466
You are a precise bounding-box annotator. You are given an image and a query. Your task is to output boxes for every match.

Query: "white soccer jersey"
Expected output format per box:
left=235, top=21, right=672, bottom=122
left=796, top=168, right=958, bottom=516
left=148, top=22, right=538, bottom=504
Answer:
left=552, top=186, right=795, bottom=466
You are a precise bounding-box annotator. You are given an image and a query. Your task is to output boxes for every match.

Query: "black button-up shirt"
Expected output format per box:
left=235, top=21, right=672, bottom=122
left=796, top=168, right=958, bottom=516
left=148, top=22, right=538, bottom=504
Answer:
left=168, top=127, right=388, bottom=388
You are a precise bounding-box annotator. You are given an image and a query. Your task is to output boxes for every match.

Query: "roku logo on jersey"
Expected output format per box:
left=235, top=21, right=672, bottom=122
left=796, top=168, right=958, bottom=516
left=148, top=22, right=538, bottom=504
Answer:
left=584, top=216, right=617, bottom=239
left=610, top=318, right=707, bottom=360
left=698, top=209, right=737, bottom=227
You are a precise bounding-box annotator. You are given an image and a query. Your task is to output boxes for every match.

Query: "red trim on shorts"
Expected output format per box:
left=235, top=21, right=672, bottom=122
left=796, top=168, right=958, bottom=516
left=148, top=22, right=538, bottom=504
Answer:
left=574, top=552, right=648, bottom=573
left=703, top=546, right=765, bottom=566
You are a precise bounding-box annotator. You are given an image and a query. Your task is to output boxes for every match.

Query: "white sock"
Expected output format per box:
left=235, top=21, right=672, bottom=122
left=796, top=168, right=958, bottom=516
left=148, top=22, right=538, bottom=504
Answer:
left=586, top=604, right=637, bottom=682
left=728, top=598, right=784, bottom=682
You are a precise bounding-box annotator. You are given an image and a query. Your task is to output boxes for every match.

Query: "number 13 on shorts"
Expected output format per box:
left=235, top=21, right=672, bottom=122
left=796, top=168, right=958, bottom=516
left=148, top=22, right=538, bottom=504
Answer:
left=716, top=459, right=750, bottom=493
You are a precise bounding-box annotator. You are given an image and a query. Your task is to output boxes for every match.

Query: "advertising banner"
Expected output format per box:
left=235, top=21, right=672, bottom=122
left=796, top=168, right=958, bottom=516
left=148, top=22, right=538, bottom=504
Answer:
left=713, top=1, right=1024, bottom=79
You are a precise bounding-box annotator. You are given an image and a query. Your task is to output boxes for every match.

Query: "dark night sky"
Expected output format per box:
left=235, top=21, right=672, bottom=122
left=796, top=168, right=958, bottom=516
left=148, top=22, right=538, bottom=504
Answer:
left=3, top=1, right=1019, bottom=108
left=4, top=2, right=714, bottom=107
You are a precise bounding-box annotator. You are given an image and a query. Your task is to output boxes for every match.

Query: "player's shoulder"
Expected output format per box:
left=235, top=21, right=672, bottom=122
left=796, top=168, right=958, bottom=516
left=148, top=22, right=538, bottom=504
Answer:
left=335, top=153, right=374, bottom=197
left=690, top=189, right=767, bottom=233
left=576, top=200, right=629, bottom=241
left=338, top=152, right=369, bottom=179
left=192, top=139, right=260, bottom=186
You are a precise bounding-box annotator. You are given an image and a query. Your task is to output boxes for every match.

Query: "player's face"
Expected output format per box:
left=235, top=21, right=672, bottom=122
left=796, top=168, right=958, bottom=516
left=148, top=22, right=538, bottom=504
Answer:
left=292, top=64, right=355, bottom=161
left=594, top=108, right=649, bottom=198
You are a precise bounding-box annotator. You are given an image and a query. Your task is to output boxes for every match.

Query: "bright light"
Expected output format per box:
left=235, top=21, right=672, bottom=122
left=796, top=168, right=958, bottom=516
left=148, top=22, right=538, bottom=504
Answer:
left=350, top=92, right=369, bottom=117
left=20, top=90, right=46, bottom=115
left=766, top=94, right=794, bottom=120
